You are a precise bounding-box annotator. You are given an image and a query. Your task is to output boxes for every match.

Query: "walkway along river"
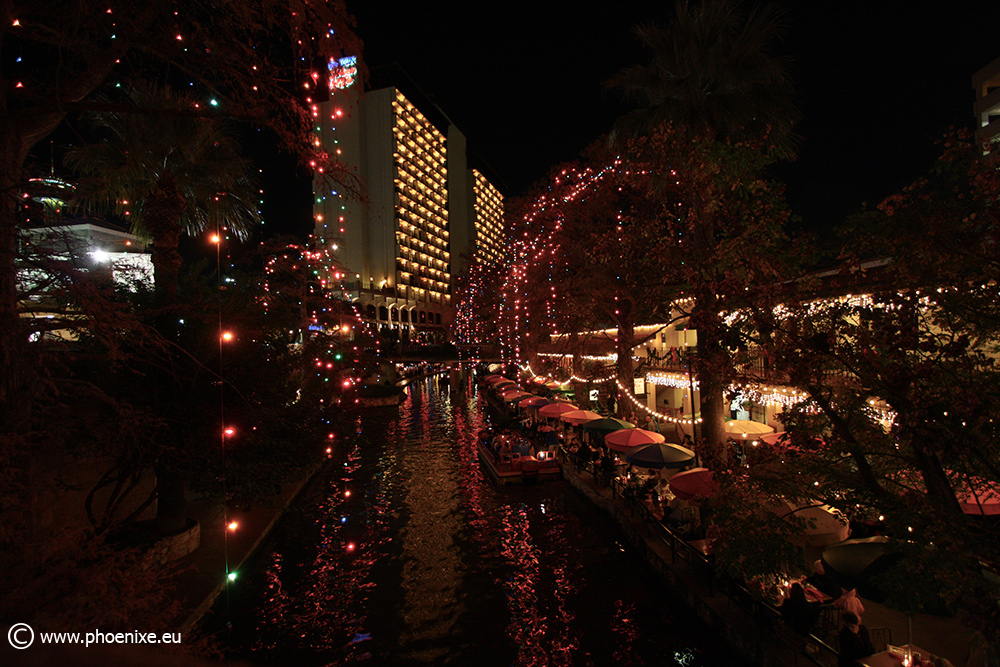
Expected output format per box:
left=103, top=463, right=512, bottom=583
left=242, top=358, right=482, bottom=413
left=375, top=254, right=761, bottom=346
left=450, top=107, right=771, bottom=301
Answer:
left=209, top=375, right=749, bottom=666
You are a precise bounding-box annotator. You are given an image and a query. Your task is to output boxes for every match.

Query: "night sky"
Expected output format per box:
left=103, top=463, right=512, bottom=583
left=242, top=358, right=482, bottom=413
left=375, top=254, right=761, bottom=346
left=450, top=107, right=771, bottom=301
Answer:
left=264, top=1, right=1000, bottom=239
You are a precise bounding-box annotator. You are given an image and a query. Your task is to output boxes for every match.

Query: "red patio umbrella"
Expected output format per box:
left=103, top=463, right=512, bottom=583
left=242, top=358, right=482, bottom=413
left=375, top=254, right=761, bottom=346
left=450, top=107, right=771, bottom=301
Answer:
left=669, top=467, right=719, bottom=500
left=519, top=396, right=553, bottom=409
left=605, top=428, right=665, bottom=453
left=501, top=389, right=533, bottom=402
left=560, top=409, right=603, bottom=426
left=760, top=431, right=825, bottom=450
left=955, top=476, right=1000, bottom=516
left=537, top=402, right=579, bottom=418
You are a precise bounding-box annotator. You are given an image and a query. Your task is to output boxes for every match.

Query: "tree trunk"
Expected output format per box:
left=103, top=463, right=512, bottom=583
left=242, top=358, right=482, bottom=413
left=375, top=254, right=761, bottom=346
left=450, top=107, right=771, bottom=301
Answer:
left=0, top=38, right=129, bottom=422
left=153, top=466, right=188, bottom=535
left=0, top=153, right=31, bottom=425
left=144, top=180, right=190, bottom=534
left=145, top=181, right=188, bottom=310
left=615, top=318, right=636, bottom=421
left=0, top=130, right=38, bottom=426
left=692, top=293, right=728, bottom=454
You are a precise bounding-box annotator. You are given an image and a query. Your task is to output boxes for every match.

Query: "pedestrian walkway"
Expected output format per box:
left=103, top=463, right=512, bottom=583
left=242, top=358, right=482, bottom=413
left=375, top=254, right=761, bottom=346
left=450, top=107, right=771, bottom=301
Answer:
left=168, top=460, right=328, bottom=633
left=561, top=453, right=977, bottom=667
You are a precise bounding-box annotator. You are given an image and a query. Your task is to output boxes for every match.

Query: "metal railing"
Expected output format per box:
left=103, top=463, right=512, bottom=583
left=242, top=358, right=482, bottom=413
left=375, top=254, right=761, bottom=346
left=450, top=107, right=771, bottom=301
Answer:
left=560, top=447, right=840, bottom=667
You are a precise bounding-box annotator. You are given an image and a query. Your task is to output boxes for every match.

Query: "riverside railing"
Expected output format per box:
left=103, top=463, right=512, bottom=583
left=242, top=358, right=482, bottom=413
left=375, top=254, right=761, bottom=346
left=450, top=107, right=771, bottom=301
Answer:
left=559, top=447, right=840, bottom=667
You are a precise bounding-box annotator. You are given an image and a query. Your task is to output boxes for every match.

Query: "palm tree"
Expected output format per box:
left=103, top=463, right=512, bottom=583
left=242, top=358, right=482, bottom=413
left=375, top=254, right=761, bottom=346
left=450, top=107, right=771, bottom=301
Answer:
left=607, top=0, right=799, bottom=452
left=608, top=0, right=798, bottom=157
left=66, top=81, right=261, bottom=533
left=66, top=80, right=260, bottom=310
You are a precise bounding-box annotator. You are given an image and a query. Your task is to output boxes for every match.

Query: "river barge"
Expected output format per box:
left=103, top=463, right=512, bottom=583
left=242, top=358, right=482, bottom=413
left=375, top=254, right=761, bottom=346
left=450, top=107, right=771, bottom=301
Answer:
left=477, top=431, right=562, bottom=486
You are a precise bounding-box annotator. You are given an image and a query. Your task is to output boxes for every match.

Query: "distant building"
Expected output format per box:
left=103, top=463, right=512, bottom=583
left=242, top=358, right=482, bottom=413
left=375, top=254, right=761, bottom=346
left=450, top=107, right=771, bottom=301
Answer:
left=23, top=221, right=152, bottom=291
left=973, top=56, right=1000, bottom=148
left=312, top=65, right=504, bottom=343
left=20, top=177, right=151, bottom=289
left=18, top=178, right=151, bottom=341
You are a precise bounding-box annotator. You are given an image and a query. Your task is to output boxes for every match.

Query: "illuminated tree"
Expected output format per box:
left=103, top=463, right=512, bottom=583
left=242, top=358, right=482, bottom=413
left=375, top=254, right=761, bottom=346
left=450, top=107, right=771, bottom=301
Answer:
left=730, top=132, right=1000, bottom=638
left=607, top=0, right=799, bottom=447
left=61, top=82, right=260, bottom=533
left=0, top=0, right=360, bottom=420
left=259, top=234, right=355, bottom=344
left=66, top=81, right=260, bottom=311
left=453, top=244, right=510, bottom=352
left=533, top=144, right=681, bottom=417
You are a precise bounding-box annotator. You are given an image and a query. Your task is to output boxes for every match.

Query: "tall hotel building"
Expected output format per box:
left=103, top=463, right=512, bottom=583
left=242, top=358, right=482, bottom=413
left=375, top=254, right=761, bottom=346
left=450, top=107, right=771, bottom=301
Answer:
left=312, top=64, right=505, bottom=342
left=974, top=55, right=1000, bottom=149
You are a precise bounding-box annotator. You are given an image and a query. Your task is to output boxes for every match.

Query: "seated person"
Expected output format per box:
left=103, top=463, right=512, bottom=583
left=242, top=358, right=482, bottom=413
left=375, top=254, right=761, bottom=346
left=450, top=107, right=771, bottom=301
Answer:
left=837, top=611, right=874, bottom=666
left=641, top=474, right=660, bottom=507
left=599, top=448, right=617, bottom=483
left=643, top=474, right=659, bottom=493
left=623, top=472, right=642, bottom=499
left=808, top=560, right=844, bottom=599
left=660, top=503, right=686, bottom=529
left=656, top=475, right=671, bottom=500
left=780, top=583, right=820, bottom=636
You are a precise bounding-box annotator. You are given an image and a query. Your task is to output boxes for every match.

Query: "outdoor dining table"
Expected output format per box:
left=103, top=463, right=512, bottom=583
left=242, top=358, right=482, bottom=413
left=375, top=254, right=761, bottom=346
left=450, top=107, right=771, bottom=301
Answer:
left=776, top=577, right=832, bottom=605
left=800, top=580, right=832, bottom=603
left=858, top=644, right=951, bottom=667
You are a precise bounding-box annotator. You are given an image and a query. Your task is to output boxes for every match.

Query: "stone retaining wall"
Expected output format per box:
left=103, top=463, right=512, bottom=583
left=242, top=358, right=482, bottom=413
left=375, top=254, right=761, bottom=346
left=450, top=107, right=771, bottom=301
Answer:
left=144, top=517, right=201, bottom=566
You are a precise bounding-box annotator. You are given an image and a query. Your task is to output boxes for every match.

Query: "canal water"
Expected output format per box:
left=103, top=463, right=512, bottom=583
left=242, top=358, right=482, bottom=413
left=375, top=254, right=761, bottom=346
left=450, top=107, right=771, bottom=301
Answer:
left=216, top=375, right=747, bottom=666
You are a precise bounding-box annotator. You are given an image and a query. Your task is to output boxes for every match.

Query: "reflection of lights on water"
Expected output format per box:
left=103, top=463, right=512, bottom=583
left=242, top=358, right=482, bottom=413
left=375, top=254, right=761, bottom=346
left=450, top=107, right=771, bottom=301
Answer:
left=245, top=387, right=728, bottom=664
left=674, top=649, right=695, bottom=666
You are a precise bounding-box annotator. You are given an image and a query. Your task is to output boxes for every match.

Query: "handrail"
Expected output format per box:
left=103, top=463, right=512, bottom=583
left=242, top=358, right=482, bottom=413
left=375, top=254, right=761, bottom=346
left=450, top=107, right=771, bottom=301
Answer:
left=558, top=446, right=841, bottom=666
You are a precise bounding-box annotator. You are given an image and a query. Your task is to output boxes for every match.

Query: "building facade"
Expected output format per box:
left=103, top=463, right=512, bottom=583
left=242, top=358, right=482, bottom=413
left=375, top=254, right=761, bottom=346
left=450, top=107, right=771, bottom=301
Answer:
left=312, top=66, right=504, bottom=343
left=974, top=55, right=1000, bottom=148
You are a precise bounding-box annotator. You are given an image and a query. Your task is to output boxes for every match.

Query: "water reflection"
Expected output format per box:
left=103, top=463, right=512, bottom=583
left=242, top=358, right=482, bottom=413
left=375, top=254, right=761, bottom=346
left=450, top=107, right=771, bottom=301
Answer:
left=395, top=384, right=464, bottom=662
left=225, top=375, right=745, bottom=666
